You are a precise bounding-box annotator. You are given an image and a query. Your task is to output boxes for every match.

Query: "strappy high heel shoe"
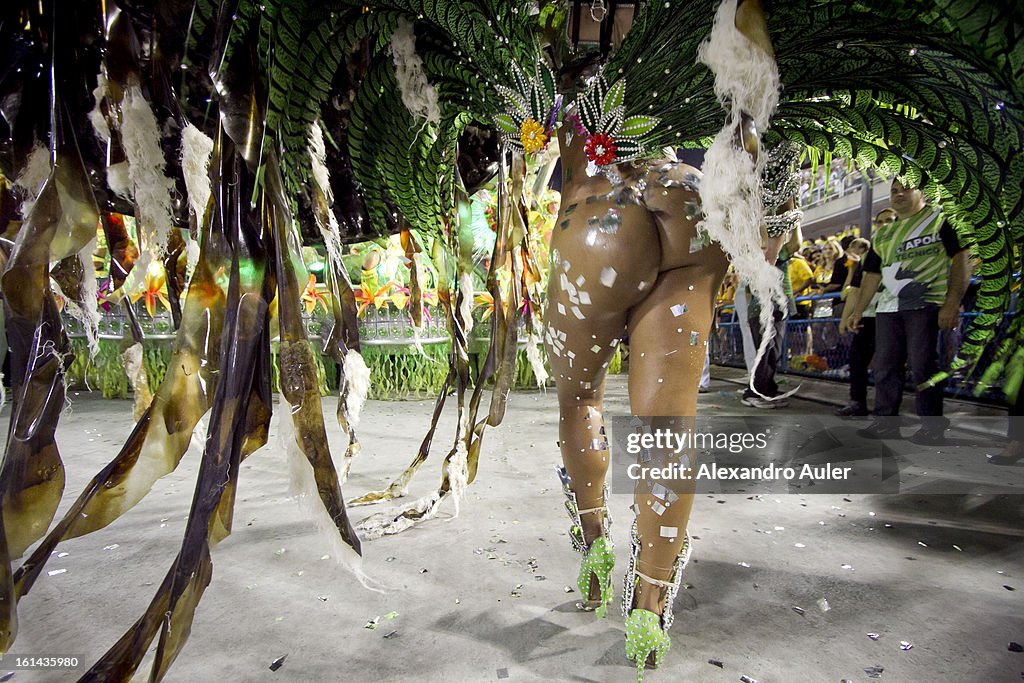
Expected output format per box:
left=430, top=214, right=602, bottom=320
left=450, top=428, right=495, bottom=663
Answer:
left=557, top=466, right=614, bottom=617
left=621, top=520, right=691, bottom=681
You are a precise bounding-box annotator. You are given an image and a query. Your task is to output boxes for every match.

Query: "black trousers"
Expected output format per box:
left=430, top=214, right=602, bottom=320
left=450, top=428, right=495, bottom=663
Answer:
left=849, top=316, right=876, bottom=405
left=745, top=313, right=786, bottom=399
left=873, top=306, right=945, bottom=417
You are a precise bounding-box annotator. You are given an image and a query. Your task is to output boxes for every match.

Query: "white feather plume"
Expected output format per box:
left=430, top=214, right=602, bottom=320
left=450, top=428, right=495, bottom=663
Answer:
left=179, top=123, right=214, bottom=226
left=696, top=0, right=785, bottom=397
left=342, top=349, right=371, bottom=428
left=14, top=144, right=51, bottom=218
left=88, top=72, right=111, bottom=143
left=388, top=18, right=441, bottom=126
left=120, top=85, right=175, bottom=256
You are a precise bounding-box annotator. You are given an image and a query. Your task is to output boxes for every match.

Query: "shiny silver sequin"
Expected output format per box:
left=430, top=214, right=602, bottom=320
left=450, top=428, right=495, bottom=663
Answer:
left=599, top=208, right=622, bottom=234
left=670, top=303, right=688, bottom=317
left=689, top=230, right=710, bottom=252
left=689, top=331, right=699, bottom=345
left=600, top=267, right=617, bottom=287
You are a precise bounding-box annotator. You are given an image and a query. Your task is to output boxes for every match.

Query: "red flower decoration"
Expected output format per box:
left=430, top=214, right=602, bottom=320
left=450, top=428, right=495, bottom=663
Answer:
left=585, top=133, right=618, bottom=166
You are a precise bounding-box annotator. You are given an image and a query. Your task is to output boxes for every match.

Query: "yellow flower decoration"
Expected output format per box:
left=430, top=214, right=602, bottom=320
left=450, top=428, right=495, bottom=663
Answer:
left=520, top=118, right=548, bottom=154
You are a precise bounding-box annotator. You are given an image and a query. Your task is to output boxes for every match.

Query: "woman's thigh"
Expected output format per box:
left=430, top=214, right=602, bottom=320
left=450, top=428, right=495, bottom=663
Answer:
left=626, top=257, right=729, bottom=417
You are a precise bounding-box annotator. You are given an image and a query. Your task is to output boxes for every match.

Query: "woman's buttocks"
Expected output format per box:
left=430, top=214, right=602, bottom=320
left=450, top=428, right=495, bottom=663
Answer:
left=549, top=195, right=661, bottom=312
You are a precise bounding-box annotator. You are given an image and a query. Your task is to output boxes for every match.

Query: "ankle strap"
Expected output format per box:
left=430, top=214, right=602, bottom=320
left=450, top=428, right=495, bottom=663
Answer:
left=577, top=505, right=607, bottom=516
left=634, top=569, right=676, bottom=589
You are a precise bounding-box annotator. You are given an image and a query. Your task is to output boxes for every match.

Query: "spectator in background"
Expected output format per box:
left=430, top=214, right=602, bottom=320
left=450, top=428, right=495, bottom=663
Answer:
left=804, top=246, right=824, bottom=280
left=835, top=211, right=895, bottom=415
left=787, top=248, right=816, bottom=356
left=815, top=238, right=843, bottom=288
left=823, top=235, right=857, bottom=294
left=788, top=249, right=816, bottom=316
left=847, top=181, right=972, bottom=444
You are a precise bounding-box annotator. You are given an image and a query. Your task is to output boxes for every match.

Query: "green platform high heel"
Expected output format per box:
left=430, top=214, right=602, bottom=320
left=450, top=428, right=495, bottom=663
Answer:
left=621, top=520, right=691, bottom=682
left=557, top=466, right=614, bottom=617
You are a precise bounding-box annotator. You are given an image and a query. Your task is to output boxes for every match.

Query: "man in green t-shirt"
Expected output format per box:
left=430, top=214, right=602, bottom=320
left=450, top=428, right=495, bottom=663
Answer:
left=847, top=180, right=972, bottom=444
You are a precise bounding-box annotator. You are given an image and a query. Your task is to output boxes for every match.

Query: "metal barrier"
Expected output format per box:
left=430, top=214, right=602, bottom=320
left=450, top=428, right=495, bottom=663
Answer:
left=711, top=288, right=1019, bottom=401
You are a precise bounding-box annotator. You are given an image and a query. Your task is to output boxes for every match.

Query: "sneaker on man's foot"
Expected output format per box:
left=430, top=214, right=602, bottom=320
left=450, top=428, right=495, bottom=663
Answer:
left=742, top=395, right=788, bottom=409
left=835, top=402, right=869, bottom=417
left=857, top=420, right=902, bottom=440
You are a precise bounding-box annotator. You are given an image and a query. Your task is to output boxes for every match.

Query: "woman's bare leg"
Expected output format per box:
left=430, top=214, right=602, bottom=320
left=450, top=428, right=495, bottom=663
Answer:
left=546, top=198, right=661, bottom=543
left=627, top=255, right=728, bottom=615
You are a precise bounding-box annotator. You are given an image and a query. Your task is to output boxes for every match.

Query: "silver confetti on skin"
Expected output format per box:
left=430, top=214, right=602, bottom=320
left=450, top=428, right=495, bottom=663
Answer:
left=670, top=303, right=688, bottom=317
left=600, top=267, right=617, bottom=287
left=660, top=526, right=678, bottom=538
left=689, top=230, right=710, bottom=252
left=600, top=208, right=622, bottom=234
left=689, top=331, right=699, bottom=346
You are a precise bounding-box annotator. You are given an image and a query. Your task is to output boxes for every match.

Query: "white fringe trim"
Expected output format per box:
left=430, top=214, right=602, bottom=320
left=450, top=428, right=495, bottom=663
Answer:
left=121, top=85, right=175, bottom=256
left=89, top=71, right=111, bottom=143
left=308, top=122, right=346, bottom=269
left=15, top=144, right=51, bottom=218
left=180, top=123, right=214, bottom=226
left=279, top=396, right=383, bottom=592
left=62, top=238, right=101, bottom=359
left=525, top=331, right=549, bottom=388
left=106, top=161, right=131, bottom=200
left=388, top=18, right=440, bottom=126
left=122, top=342, right=153, bottom=421
left=458, top=272, right=475, bottom=337
left=445, top=442, right=469, bottom=518
left=185, top=238, right=201, bottom=282
left=697, top=0, right=779, bottom=129
left=355, top=492, right=442, bottom=540
left=342, top=349, right=371, bottom=428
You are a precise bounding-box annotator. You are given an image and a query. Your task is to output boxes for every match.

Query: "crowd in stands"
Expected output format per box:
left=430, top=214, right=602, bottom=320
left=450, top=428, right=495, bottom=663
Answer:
left=798, top=159, right=868, bottom=206
left=713, top=178, right=1019, bottom=450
